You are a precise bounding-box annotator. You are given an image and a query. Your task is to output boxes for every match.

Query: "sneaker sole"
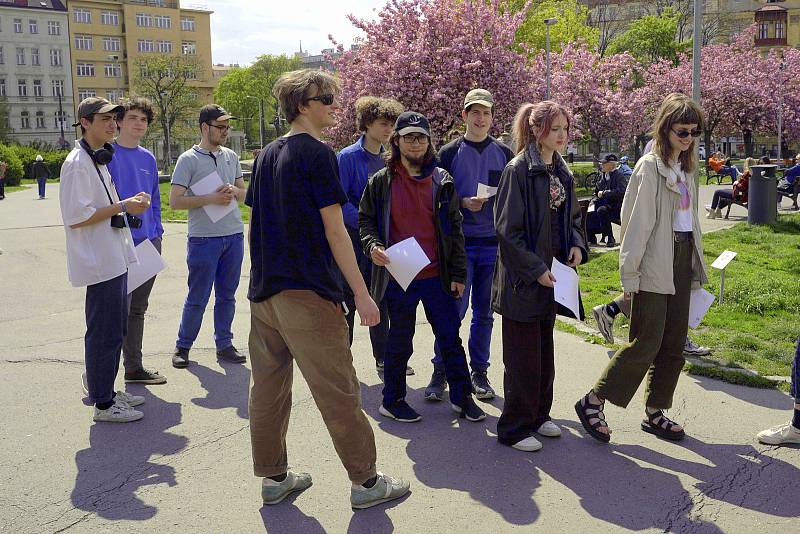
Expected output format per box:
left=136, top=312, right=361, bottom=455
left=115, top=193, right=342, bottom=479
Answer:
left=93, top=412, right=144, bottom=423
left=378, top=404, right=421, bottom=423
left=262, top=480, right=313, bottom=505
left=592, top=307, right=614, bottom=344
left=172, top=359, right=189, bottom=369
left=351, top=490, right=409, bottom=510
left=124, top=377, right=167, bottom=384
left=474, top=389, right=495, bottom=400
left=511, top=440, right=543, bottom=452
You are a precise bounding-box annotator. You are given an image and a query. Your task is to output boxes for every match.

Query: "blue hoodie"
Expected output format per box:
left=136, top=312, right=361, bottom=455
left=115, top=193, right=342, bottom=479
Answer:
left=336, top=135, right=386, bottom=230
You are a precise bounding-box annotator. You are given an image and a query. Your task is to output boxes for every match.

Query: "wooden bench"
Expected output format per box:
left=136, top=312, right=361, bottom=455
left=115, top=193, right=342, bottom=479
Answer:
left=778, top=180, right=800, bottom=210
left=724, top=199, right=747, bottom=219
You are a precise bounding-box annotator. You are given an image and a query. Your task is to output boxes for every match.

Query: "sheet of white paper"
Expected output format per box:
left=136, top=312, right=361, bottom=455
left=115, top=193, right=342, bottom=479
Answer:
left=551, top=258, right=581, bottom=320
left=384, top=237, right=431, bottom=291
left=190, top=171, right=237, bottom=223
left=127, top=239, right=167, bottom=294
left=711, top=250, right=737, bottom=270
left=688, top=288, right=715, bottom=328
left=476, top=183, right=497, bottom=198
left=587, top=202, right=596, bottom=213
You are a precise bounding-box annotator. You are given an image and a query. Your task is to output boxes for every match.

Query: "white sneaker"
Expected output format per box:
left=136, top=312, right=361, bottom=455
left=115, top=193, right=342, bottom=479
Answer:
left=115, top=390, right=145, bottom=407
left=536, top=420, right=562, bottom=437
left=592, top=304, right=615, bottom=344
left=511, top=436, right=543, bottom=452
left=93, top=399, right=144, bottom=423
left=757, top=423, right=800, bottom=445
left=683, top=337, right=712, bottom=356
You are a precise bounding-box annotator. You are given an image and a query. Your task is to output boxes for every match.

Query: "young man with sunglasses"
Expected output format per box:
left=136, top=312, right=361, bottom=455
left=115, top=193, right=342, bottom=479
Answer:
left=246, top=69, right=409, bottom=508
left=169, top=104, right=246, bottom=368
left=60, top=97, right=152, bottom=423
left=425, top=89, right=513, bottom=402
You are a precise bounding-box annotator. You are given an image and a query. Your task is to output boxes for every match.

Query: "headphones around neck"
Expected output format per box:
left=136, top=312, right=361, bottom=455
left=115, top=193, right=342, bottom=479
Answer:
left=79, top=138, right=115, bottom=166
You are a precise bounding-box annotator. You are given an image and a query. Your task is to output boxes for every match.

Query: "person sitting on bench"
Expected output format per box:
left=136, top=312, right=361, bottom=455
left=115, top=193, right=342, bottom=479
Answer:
left=706, top=157, right=752, bottom=219
left=586, top=153, right=628, bottom=247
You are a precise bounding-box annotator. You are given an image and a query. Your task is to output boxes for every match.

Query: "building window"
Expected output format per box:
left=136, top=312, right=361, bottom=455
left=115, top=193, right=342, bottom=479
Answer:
left=18, top=80, right=27, bottom=97
left=74, top=9, right=91, bottom=24
left=31, top=48, right=39, bottom=66
left=101, top=11, right=119, bottom=25
left=29, top=20, right=38, bottom=34
left=0, top=47, right=3, bottom=65
left=52, top=80, right=64, bottom=97
left=157, top=40, right=172, bottom=53
left=103, top=37, right=121, bottom=52
left=776, top=21, right=785, bottom=39
left=154, top=15, right=171, bottom=29
left=47, top=21, right=60, bottom=36
left=106, top=90, right=123, bottom=102
left=759, top=23, right=769, bottom=40
left=181, top=17, right=195, bottom=31
left=182, top=41, right=196, bottom=55
left=74, top=35, right=93, bottom=50
left=50, top=48, right=62, bottom=66
left=136, top=13, right=153, bottom=27
left=0, top=80, right=5, bottom=97
left=36, top=111, right=45, bottom=129
left=16, top=48, right=24, bottom=65
left=104, top=63, right=121, bottom=78
left=137, top=39, right=155, bottom=53
left=54, top=110, right=67, bottom=128
left=21, top=111, right=30, bottom=129
left=33, top=80, right=42, bottom=98
left=14, top=19, right=22, bottom=33
left=78, top=89, right=97, bottom=100
left=76, top=63, right=95, bottom=77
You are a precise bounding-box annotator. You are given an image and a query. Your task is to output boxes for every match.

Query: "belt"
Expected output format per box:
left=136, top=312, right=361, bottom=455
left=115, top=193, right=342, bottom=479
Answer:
left=674, top=231, right=693, bottom=242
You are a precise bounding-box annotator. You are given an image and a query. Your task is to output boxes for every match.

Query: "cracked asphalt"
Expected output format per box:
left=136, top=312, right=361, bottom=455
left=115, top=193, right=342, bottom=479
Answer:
left=1, top=184, right=798, bottom=533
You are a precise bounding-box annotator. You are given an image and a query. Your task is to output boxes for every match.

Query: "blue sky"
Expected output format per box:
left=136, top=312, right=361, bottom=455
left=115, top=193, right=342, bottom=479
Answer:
left=205, top=0, right=383, bottom=65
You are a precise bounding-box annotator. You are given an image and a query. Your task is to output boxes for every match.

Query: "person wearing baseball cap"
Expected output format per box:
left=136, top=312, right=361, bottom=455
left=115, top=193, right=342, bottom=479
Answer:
left=586, top=153, right=628, bottom=247
left=59, top=96, right=152, bottom=423
left=425, top=88, right=513, bottom=403
left=360, top=111, right=486, bottom=424
left=169, top=103, right=246, bottom=368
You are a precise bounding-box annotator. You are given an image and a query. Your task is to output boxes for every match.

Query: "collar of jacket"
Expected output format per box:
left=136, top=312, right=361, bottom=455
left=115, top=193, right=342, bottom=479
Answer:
left=357, top=134, right=385, bottom=156
left=650, top=153, right=688, bottom=194
left=524, top=143, right=573, bottom=185
left=392, top=159, right=445, bottom=185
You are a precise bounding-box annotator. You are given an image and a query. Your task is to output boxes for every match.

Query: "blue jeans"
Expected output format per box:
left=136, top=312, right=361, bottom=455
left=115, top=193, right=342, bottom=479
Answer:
left=383, top=277, right=472, bottom=406
left=432, top=243, right=496, bottom=372
left=85, top=273, right=128, bottom=405
left=177, top=233, right=243, bottom=350
left=792, top=337, right=800, bottom=401
left=37, top=178, right=47, bottom=198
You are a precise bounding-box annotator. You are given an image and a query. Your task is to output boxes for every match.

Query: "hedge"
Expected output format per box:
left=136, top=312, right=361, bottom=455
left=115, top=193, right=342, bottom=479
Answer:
left=0, top=144, right=69, bottom=185
left=0, top=145, right=24, bottom=186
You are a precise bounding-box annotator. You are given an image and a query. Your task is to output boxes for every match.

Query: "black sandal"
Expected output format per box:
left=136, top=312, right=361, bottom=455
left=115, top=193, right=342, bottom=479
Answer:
left=641, top=410, right=685, bottom=441
left=574, top=392, right=611, bottom=443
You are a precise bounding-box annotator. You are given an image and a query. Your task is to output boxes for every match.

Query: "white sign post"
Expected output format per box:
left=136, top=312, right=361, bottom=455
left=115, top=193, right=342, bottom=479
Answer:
left=711, top=250, right=737, bottom=304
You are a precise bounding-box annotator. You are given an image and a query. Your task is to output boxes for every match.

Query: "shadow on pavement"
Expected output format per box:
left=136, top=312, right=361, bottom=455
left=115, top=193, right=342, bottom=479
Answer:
left=70, top=389, right=186, bottom=521
left=186, top=359, right=250, bottom=419
left=259, top=498, right=326, bottom=534
left=690, top=373, right=792, bottom=410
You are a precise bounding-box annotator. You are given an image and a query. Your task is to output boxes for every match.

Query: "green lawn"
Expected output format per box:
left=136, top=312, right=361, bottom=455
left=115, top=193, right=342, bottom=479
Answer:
left=3, top=178, right=40, bottom=194
left=159, top=182, right=250, bottom=223
left=575, top=213, right=800, bottom=378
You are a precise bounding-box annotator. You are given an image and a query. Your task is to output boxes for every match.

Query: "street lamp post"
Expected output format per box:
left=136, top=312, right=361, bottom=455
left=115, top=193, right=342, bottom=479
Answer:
left=158, top=90, right=171, bottom=172
left=692, top=0, right=703, bottom=205
left=57, top=89, right=67, bottom=149
left=107, top=55, right=121, bottom=101
left=245, top=95, right=265, bottom=148
left=544, top=17, right=558, bottom=100
left=778, top=53, right=786, bottom=164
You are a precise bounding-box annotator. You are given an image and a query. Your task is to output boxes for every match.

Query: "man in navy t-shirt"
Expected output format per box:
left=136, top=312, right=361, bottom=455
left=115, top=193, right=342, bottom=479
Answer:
left=425, top=89, right=513, bottom=402
left=245, top=69, right=409, bottom=509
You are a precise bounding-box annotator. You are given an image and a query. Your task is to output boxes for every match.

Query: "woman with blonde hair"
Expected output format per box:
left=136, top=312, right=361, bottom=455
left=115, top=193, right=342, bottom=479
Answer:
left=491, top=100, right=587, bottom=452
left=575, top=93, right=708, bottom=443
left=706, top=156, right=754, bottom=219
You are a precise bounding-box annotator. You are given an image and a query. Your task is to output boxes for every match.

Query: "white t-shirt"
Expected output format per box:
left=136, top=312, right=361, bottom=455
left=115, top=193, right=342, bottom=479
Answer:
left=672, top=165, right=693, bottom=232
left=59, top=140, right=138, bottom=287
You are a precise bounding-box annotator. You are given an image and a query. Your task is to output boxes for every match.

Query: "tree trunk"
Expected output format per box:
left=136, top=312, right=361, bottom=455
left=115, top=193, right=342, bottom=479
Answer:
left=593, top=138, right=601, bottom=168
left=704, top=130, right=713, bottom=164
left=743, top=129, right=753, bottom=158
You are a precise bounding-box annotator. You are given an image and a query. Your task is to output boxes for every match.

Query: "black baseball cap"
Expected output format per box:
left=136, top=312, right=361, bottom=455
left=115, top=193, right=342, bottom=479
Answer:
left=72, top=97, right=124, bottom=127
left=395, top=111, right=430, bottom=137
left=602, top=154, right=619, bottom=163
left=199, top=104, right=236, bottom=124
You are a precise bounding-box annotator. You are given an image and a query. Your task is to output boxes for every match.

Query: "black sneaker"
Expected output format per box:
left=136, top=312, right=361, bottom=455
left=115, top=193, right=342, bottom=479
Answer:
left=471, top=371, right=495, bottom=400
left=172, top=347, right=190, bottom=368
left=217, top=346, right=246, bottom=364
left=376, top=359, right=384, bottom=372
left=379, top=400, right=422, bottom=423
left=125, top=368, right=167, bottom=384
left=451, top=397, right=487, bottom=422
left=424, top=367, right=447, bottom=401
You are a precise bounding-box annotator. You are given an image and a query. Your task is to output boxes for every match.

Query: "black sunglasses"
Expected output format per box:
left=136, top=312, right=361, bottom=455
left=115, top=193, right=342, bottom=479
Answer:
left=672, top=128, right=701, bottom=139
left=305, top=94, right=335, bottom=106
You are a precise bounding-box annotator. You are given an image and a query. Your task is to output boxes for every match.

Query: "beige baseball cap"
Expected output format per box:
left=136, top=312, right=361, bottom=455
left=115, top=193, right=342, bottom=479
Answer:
left=72, top=97, right=124, bottom=126
left=463, top=89, right=494, bottom=110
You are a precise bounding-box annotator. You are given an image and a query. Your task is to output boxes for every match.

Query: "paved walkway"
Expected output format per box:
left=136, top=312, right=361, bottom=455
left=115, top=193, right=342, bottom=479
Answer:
left=0, top=184, right=798, bottom=533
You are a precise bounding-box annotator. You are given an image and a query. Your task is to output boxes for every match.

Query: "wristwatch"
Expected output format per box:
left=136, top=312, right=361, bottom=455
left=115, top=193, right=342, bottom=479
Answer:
left=119, top=200, right=128, bottom=213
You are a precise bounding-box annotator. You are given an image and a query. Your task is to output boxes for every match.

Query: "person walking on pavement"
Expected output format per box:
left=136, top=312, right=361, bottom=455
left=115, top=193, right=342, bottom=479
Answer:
left=246, top=69, right=409, bottom=508
left=336, top=96, right=412, bottom=374
left=757, top=337, right=800, bottom=445
left=60, top=97, right=151, bottom=423
left=575, top=93, right=708, bottom=444
left=107, top=97, right=166, bottom=385
left=360, top=111, right=486, bottom=424
left=425, top=89, right=513, bottom=402
left=169, top=104, right=247, bottom=368
left=492, top=100, right=587, bottom=452
left=32, top=155, right=52, bottom=199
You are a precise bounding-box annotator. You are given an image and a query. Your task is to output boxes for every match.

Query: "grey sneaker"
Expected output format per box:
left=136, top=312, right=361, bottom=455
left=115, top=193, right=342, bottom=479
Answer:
left=115, top=390, right=145, bottom=407
left=93, top=399, right=143, bottom=423
left=592, top=304, right=615, bottom=344
left=261, top=470, right=313, bottom=505
left=424, top=367, right=447, bottom=401
left=471, top=371, right=495, bottom=400
left=756, top=422, right=800, bottom=446
left=172, top=346, right=190, bottom=368
left=351, top=472, right=410, bottom=509
left=683, top=337, right=711, bottom=356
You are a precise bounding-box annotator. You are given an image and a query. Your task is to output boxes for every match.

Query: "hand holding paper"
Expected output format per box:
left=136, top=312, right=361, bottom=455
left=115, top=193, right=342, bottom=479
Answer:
left=190, top=171, right=237, bottom=222
left=384, top=237, right=431, bottom=291
left=551, top=258, right=580, bottom=320
left=476, top=183, right=497, bottom=199
left=688, top=288, right=715, bottom=328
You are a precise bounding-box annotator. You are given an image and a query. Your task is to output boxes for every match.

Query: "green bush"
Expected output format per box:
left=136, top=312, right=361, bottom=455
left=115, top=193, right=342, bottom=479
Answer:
left=0, top=144, right=24, bottom=186
left=4, top=144, right=68, bottom=180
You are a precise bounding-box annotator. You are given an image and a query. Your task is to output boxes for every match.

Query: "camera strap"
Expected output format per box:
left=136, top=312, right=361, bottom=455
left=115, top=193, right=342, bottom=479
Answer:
left=83, top=142, right=131, bottom=231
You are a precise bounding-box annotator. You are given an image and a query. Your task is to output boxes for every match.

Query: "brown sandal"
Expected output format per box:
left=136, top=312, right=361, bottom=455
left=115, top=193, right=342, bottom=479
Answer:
left=641, top=410, right=685, bottom=441
left=575, top=392, right=611, bottom=443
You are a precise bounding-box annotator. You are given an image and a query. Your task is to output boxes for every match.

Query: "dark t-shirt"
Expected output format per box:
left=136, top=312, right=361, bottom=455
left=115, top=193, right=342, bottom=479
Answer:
left=245, top=133, right=348, bottom=303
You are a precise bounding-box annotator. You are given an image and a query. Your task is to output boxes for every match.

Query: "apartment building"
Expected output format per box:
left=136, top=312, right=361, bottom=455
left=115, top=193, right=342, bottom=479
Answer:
left=0, top=1, right=74, bottom=147
left=66, top=0, right=216, bottom=114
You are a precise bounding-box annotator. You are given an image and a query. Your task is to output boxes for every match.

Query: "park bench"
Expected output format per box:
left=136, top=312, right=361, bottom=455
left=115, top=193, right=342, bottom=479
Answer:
left=723, top=198, right=747, bottom=219
left=777, top=179, right=800, bottom=210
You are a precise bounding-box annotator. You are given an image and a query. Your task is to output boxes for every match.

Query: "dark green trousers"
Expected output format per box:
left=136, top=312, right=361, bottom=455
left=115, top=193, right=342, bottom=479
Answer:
left=594, top=238, right=693, bottom=409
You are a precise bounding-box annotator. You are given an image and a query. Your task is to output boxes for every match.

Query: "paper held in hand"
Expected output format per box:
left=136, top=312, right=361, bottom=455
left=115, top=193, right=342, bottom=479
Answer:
left=688, top=288, right=715, bottom=328
left=476, top=183, right=497, bottom=199
left=189, top=171, right=237, bottom=223
left=384, top=237, right=431, bottom=291
left=127, top=239, right=167, bottom=294
left=551, top=258, right=581, bottom=320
